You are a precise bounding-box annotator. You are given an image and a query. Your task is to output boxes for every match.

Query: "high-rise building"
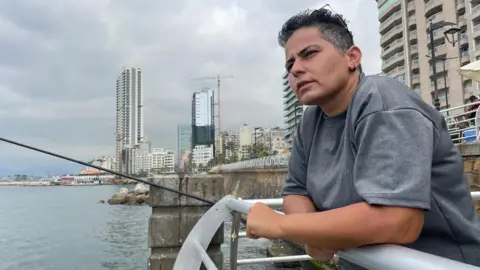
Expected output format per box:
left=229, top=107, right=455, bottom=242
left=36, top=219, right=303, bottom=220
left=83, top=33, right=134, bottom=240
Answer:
left=239, top=124, right=252, bottom=159
left=282, top=72, right=306, bottom=147
left=115, top=66, right=144, bottom=173
left=177, top=124, right=192, bottom=164
left=376, top=0, right=476, bottom=113
left=191, top=89, right=215, bottom=149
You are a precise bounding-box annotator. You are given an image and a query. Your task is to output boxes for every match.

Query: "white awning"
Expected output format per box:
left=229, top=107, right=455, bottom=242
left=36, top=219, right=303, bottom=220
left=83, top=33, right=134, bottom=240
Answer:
left=459, top=60, right=480, bottom=82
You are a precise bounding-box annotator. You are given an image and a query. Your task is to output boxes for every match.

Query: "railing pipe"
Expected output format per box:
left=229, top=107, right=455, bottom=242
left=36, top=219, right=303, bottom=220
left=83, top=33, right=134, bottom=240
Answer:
left=237, top=255, right=312, bottom=265
left=227, top=198, right=480, bottom=270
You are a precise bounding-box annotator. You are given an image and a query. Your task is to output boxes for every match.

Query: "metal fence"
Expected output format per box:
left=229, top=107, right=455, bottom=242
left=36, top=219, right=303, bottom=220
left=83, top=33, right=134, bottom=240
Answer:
left=209, top=153, right=290, bottom=172
left=172, top=193, right=480, bottom=270
left=442, top=100, right=480, bottom=144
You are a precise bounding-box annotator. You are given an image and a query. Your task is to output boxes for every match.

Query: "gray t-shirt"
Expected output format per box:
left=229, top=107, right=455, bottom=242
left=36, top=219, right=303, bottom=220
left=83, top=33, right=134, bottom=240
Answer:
left=283, top=73, right=480, bottom=269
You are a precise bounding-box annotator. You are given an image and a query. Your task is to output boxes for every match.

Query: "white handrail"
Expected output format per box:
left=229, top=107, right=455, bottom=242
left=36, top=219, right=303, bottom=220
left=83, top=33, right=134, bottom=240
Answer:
left=173, top=195, right=480, bottom=270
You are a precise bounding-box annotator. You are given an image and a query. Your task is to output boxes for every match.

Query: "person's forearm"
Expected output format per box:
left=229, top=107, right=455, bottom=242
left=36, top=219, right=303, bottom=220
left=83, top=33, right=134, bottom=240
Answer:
left=283, top=195, right=316, bottom=214
left=278, top=202, right=423, bottom=250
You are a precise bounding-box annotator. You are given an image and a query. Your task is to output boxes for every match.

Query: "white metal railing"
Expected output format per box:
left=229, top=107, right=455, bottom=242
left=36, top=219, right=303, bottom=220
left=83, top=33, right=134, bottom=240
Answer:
left=172, top=193, right=480, bottom=270
left=441, top=100, right=480, bottom=143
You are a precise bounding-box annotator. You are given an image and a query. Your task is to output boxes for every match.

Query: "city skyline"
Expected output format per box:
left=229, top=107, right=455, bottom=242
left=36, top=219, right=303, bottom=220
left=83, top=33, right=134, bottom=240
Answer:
left=0, top=1, right=381, bottom=175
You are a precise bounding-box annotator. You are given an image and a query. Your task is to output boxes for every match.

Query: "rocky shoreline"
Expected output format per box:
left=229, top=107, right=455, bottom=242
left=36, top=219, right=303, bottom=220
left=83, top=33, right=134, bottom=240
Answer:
left=106, top=183, right=151, bottom=205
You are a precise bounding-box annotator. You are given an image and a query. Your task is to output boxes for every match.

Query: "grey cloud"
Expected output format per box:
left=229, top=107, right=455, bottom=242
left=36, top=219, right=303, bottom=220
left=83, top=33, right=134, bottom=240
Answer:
left=0, top=0, right=381, bottom=175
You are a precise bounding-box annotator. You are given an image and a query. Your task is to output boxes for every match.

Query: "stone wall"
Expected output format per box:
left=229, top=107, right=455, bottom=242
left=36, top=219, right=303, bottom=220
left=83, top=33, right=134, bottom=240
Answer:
left=220, top=168, right=287, bottom=199
left=458, top=143, right=480, bottom=211
left=148, top=174, right=224, bottom=270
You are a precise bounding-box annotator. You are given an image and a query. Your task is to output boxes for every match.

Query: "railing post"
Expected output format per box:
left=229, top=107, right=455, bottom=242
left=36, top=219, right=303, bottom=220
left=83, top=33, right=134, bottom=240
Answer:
left=148, top=174, right=225, bottom=270
left=229, top=212, right=241, bottom=270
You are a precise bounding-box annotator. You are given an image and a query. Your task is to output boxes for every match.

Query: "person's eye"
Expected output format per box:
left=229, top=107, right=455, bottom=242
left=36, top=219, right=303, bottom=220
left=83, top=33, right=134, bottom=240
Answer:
left=305, top=50, right=318, bottom=58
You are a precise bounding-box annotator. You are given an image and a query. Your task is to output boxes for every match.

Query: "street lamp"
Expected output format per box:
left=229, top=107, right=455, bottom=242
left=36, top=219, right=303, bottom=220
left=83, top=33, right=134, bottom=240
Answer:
left=427, top=20, right=461, bottom=111
left=426, top=54, right=458, bottom=112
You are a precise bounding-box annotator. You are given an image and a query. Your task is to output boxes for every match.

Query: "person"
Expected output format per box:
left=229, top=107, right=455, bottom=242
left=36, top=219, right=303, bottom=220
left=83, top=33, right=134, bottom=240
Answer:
left=466, top=95, right=480, bottom=124
left=245, top=7, right=480, bottom=269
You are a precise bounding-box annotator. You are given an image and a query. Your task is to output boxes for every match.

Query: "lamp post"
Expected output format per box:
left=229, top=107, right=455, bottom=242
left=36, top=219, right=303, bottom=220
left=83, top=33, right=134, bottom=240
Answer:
left=426, top=54, right=459, bottom=113
left=427, top=20, right=461, bottom=111
left=428, top=21, right=440, bottom=111
left=444, top=26, right=464, bottom=103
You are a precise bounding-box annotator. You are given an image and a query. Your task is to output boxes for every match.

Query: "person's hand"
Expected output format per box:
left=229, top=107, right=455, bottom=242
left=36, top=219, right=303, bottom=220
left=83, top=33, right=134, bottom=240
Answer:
left=246, top=202, right=284, bottom=240
left=305, top=245, right=337, bottom=262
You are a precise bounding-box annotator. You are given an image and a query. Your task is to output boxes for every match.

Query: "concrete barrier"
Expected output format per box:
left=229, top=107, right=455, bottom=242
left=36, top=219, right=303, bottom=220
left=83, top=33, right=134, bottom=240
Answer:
left=148, top=174, right=224, bottom=270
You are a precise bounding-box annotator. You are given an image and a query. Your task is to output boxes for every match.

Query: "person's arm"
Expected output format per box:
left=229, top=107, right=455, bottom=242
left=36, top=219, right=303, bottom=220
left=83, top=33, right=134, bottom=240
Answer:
left=277, top=109, right=435, bottom=250
left=281, top=118, right=315, bottom=215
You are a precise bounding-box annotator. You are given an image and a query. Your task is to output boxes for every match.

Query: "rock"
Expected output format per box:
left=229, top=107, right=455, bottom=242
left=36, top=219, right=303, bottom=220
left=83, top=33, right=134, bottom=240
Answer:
left=107, top=186, right=150, bottom=205
left=125, top=194, right=138, bottom=205
left=97, top=200, right=105, bottom=204
left=107, top=192, right=128, bottom=204
left=136, top=193, right=150, bottom=205
left=133, top=183, right=149, bottom=195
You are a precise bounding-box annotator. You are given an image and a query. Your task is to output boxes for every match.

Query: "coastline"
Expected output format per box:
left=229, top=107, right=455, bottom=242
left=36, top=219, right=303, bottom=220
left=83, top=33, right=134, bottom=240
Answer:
left=0, top=178, right=139, bottom=187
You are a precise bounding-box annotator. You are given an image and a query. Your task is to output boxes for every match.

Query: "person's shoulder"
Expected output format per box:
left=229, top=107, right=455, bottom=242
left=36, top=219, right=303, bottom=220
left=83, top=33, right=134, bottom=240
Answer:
left=350, top=74, right=440, bottom=123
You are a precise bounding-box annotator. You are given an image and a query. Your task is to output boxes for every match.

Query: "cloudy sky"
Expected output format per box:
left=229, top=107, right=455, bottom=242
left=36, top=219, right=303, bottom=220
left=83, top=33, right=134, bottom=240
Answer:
left=0, top=0, right=381, bottom=176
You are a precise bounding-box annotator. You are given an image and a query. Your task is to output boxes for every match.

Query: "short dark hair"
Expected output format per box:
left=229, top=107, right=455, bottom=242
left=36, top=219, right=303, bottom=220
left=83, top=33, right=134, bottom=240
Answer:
left=278, top=8, right=354, bottom=52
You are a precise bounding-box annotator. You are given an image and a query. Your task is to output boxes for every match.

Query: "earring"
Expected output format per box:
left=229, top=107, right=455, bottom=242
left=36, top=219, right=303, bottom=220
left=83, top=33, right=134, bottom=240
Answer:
left=349, top=66, right=357, bottom=72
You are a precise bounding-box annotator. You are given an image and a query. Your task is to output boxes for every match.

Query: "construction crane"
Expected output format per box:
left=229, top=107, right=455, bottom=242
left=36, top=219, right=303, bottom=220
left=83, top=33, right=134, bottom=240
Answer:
left=190, top=74, right=233, bottom=167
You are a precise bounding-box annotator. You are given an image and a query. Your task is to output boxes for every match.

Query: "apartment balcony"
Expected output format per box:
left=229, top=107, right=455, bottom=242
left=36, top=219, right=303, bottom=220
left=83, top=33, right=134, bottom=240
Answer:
left=284, top=105, right=303, bottom=118
left=430, top=77, right=449, bottom=91
left=461, top=51, right=470, bottom=65
left=473, top=24, right=480, bottom=39
left=472, top=4, right=480, bottom=20
left=283, top=92, right=297, bottom=107
left=379, top=0, right=401, bottom=21
left=458, top=16, right=466, bottom=28
left=386, top=66, right=405, bottom=77
left=429, top=63, right=446, bottom=77
left=457, top=0, right=465, bottom=11
left=409, top=31, right=417, bottom=42
left=381, top=39, right=403, bottom=58
left=382, top=51, right=404, bottom=73
left=427, top=29, right=446, bottom=47
left=425, top=0, right=443, bottom=18
left=460, top=32, right=468, bottom=46
left=380, top=25, right=403, bottom=47
left=427, top=12, right=445, bottom=25
left=411, top=44, right=418, bottom=55
left=379, top=11, right=402, bottom=34
left=407, top=1, right=415, bottom=12
left=411, top=59, right=419, bottom=71
left=412, top=74, right=421, bottom=85
left=408, top=16, right=416, bottom=28
left=432, top=44, right=447, bottom=57
left=282, top=86, right=294, bottom=98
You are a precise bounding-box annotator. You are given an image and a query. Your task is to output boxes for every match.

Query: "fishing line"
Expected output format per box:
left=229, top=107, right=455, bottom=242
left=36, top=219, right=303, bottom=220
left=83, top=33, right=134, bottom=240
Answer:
left=0, top=137, right=216, bottom=205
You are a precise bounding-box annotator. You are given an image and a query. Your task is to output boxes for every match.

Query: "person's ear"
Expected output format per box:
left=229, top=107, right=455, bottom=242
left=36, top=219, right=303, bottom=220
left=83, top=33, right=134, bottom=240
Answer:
left=346, top=45, right=362, bottom=72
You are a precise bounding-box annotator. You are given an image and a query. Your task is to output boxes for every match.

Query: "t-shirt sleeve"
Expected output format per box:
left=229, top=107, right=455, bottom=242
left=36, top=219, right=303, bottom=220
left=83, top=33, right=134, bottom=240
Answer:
left=282, top=123, right=309, bottom=197
left=353, top=109, right=437, bottom=210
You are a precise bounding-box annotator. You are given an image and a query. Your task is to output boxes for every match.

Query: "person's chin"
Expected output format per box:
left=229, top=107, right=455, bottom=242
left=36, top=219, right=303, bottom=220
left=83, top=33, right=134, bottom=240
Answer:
left=299, top=93, right=319, bottom=106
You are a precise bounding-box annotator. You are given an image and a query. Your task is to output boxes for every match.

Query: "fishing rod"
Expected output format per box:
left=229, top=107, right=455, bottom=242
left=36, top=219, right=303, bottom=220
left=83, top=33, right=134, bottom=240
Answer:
left=0, top=136, right=216, bottom=205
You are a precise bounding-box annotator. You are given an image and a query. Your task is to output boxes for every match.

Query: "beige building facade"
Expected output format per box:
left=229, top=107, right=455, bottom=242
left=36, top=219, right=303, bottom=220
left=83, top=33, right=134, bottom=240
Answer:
left=376, top=0, right=480, bottom=113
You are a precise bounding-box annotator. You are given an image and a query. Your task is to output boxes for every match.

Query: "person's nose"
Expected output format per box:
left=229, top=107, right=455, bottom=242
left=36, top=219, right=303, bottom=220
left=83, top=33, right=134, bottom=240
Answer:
left=290, top=59, right=306, bottom=78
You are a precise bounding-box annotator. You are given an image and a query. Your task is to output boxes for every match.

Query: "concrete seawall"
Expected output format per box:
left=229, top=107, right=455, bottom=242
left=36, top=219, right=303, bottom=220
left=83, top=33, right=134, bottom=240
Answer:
left=221, top=168, right=287, bottom=199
